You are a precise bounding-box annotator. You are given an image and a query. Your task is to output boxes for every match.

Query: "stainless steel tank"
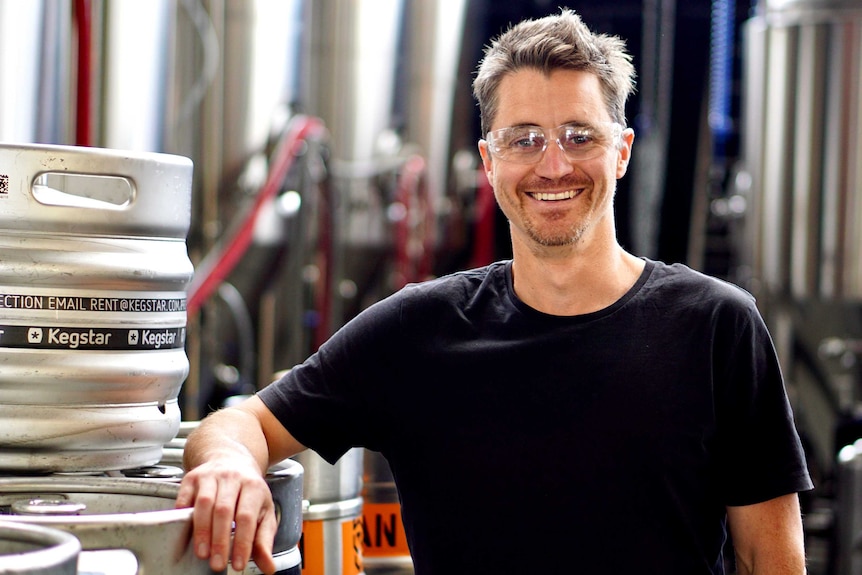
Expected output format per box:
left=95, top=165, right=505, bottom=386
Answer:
left=742, top=0, right=862, bottom=299
left=0, top=477, right=210, bottom=574
left=0, top=521, right=81, bottom=575
left=835, top=440, right=862, bottom=574
left=0, top=143, right=194, bottom=471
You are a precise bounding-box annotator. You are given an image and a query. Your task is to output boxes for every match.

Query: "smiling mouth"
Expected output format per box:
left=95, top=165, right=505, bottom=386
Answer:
left=527, top=189, right=581, bottom=201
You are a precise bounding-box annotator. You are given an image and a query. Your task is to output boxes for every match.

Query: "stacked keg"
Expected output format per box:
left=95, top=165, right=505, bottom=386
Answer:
left=0, top=143, right=303, bottom=574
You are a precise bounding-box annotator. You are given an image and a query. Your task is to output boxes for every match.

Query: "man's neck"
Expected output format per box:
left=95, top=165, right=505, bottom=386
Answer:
left=510, top=239, right=645, bottom=316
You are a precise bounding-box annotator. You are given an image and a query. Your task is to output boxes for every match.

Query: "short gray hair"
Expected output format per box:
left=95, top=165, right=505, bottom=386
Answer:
left=473, top=9, right=636, bottom=135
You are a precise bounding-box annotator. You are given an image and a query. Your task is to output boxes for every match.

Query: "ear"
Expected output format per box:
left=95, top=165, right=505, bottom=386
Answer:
left=616, top=128, right=635, bottom=179
left=478, top=139, right=494, bottom=181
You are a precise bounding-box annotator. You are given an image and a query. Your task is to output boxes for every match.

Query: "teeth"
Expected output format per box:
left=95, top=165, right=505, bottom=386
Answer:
left=532, top=190, right=577, bottom=201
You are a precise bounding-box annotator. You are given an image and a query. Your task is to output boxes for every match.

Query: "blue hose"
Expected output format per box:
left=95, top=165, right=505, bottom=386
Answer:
left=709, top=0, right=736, bottom=159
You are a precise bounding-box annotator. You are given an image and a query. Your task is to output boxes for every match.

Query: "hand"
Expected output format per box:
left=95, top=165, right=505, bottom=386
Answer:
left=176, top=458, right=279, bottom=574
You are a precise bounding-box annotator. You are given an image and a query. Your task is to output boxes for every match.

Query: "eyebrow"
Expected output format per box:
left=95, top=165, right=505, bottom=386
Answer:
left=561, top=120, right=601, bottom=131
left=500, top=120, right=600, bottom=131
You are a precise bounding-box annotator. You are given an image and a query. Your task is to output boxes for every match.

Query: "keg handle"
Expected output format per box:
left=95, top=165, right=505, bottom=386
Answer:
left=32, top=172, right=135, bottom=210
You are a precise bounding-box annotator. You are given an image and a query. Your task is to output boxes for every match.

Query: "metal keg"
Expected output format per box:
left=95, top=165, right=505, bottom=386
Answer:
left=154, top=424, right=305, bottom=574
left=0, top=521, right=81, bottom=575
left=301, top=497, right=365, bottom=575
left=0, top=476, right=210, bottom=574
left=362, top=451, right=412, bottom=574
left=0, top=143, right=193, bottom=471
left=171, top=427, right=366, bottom=574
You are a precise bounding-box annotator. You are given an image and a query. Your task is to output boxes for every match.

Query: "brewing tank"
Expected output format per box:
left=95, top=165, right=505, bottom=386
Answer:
left=742, top=0, right=862, bottom=299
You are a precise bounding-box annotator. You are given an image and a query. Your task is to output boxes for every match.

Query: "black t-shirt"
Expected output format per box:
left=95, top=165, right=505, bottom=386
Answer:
left=259, top=259, right=812, bottom=574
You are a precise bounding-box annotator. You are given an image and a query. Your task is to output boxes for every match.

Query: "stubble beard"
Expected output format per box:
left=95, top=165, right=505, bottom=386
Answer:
left=524, top=215, right=589, bottom=247
left=497, top=174, right=616, bottom=249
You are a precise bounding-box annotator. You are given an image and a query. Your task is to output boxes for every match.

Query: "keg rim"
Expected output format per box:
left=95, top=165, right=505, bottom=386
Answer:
left=0, top=476, right=191, bottom=525
left=0, top=521, right=82, bottom=569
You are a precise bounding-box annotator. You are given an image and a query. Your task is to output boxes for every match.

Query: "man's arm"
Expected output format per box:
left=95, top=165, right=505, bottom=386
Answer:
left=176, top=395, right=306, bottom=574
left=726, top=493, right=807, bottom=574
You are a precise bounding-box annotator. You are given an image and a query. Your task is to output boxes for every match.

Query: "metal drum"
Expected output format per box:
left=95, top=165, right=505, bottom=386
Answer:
left=301, top=497, right=365, bottom=575
left=0, top=143, right=193, bottom=471
left=0, top=476, right=210, bottom=574
left=362, top=451, right=412, bottom=574
left=0, top=521, right=81, bottom=575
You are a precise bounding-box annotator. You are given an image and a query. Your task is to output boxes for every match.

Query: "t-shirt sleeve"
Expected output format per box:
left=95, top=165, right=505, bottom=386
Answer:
left=257, top=292, right=405, bottom=464
left=715, top=297, right=814, bottom=506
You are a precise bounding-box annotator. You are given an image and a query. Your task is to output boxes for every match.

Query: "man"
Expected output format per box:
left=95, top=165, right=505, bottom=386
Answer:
left=178, top=9, right=812, bottom=574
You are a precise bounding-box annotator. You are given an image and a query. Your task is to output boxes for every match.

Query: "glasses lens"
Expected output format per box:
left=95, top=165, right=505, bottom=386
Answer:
left=489, top=127, right=546, bottom=163
left=560, top=125, right=607, bottom=160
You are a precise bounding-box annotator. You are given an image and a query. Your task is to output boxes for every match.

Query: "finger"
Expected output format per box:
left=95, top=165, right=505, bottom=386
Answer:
left=175, top=476, right=196, bottom=509
left=187, top=474, right=218, bottom=561
left=209, top=477, right=242, bottom=572
left=250, top=507, right=280, bottom=575
left=230, top=484, right=276, bottom=572
left=192, top=477, right=217, bottom=559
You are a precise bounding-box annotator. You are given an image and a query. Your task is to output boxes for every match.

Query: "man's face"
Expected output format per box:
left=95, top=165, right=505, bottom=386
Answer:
left=478, top=68, right=633, bottom=250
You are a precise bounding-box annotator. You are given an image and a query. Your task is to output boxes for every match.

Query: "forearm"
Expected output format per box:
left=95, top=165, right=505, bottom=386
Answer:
left=183, top=406, right=270, bottom=475
left=728, top=493, right=807, bottom=575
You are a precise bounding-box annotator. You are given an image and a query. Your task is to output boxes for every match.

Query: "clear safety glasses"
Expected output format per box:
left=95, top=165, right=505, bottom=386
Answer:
left=485, top=121, right=623, bottom=164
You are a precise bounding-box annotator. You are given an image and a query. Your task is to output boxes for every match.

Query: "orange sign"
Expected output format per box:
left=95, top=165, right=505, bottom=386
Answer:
left=362, top=502, right=410, bottom=557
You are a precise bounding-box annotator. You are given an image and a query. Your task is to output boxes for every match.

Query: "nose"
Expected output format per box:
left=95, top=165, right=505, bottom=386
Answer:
left=533, top=137, right=575, bottom=179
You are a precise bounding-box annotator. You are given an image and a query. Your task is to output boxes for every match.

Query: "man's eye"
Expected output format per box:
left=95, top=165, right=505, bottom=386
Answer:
left=564, top=132, right=594, bottom=146
left=510, top=133, right=543, bottom=149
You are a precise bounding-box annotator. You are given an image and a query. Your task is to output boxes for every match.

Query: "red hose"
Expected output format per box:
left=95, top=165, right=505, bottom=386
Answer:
left=313, top=169, right=334, bottom=350
left=393, top=154, right=427, bottom=289
left=187, top=115, right=326, bottom=315
left=73, top=0, right=92, bottom=146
